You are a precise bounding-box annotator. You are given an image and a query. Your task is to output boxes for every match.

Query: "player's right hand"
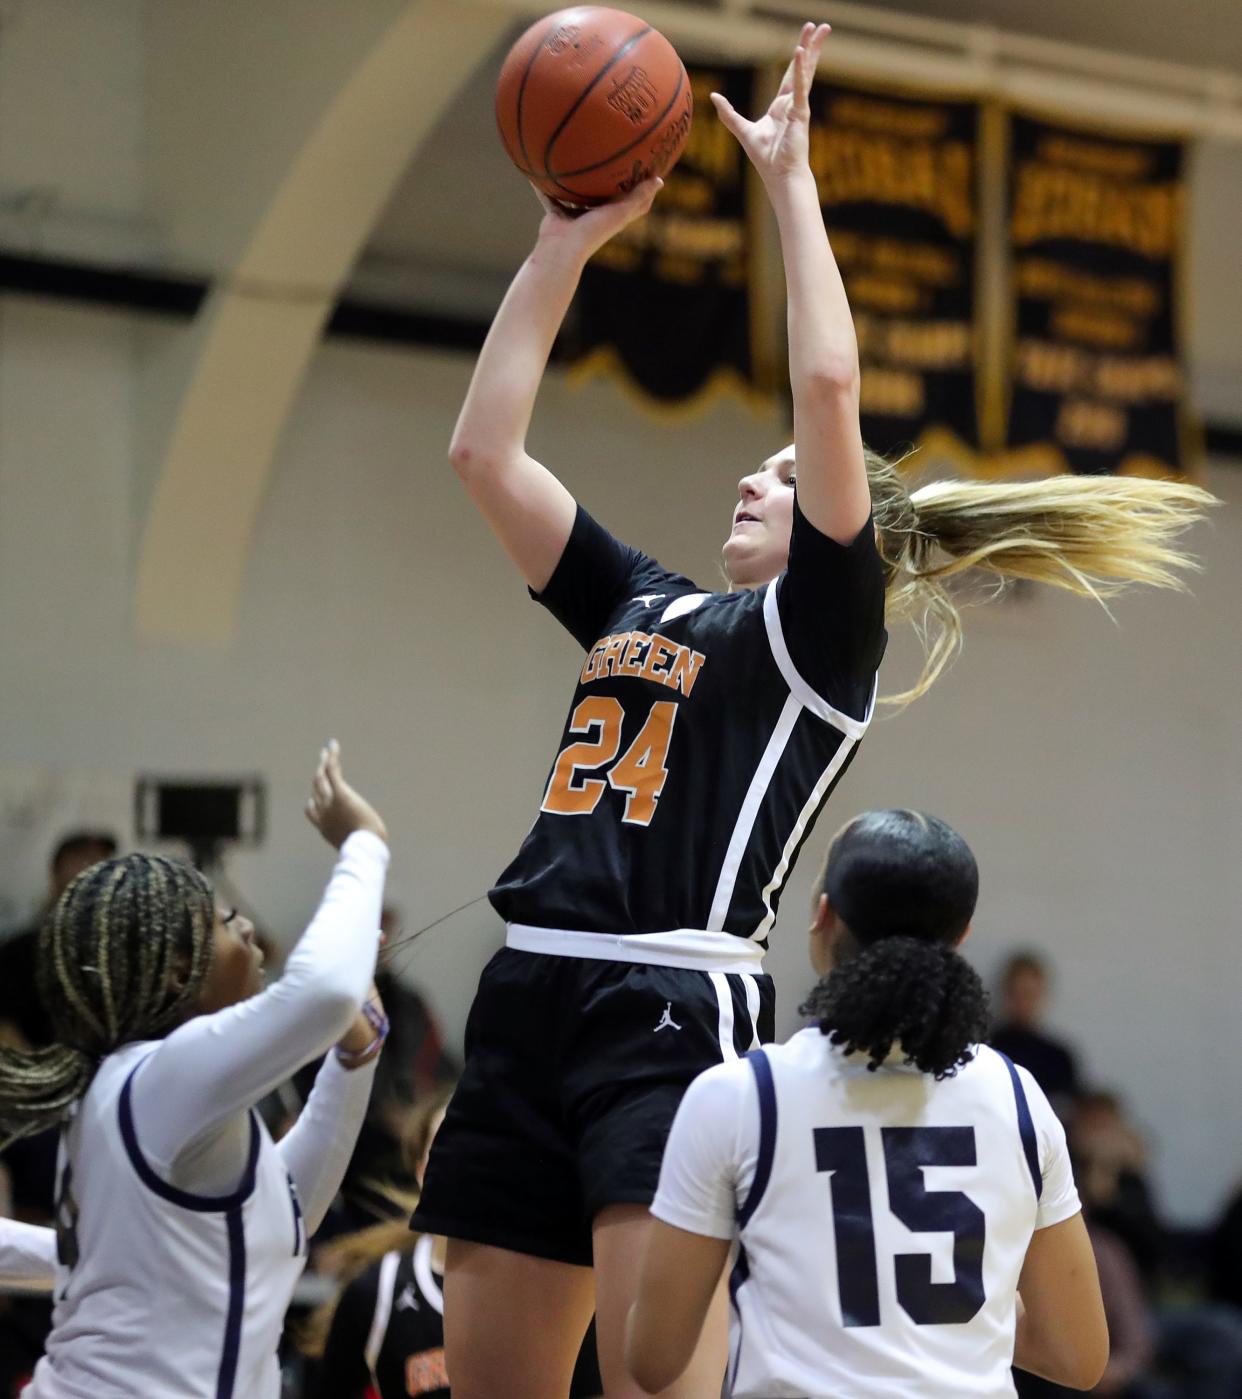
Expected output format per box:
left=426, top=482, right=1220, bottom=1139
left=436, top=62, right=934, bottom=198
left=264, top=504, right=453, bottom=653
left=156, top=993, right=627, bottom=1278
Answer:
left=531, top=176, right=663, bottom=263
left=305, top=740, right=389, bottom=850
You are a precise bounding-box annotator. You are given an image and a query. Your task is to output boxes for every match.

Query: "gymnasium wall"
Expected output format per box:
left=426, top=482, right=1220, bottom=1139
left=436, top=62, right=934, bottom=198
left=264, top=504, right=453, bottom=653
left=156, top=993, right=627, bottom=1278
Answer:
left=0, top=0, right=1240, bottom=1226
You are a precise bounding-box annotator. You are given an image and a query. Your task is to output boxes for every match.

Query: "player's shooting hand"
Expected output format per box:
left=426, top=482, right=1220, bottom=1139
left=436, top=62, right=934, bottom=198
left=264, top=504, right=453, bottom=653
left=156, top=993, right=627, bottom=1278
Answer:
left=305, top=740, right=389, bottom=850
left=531, top=176, right=663, bottom=264
left=711, top=22, right=830, bottom=187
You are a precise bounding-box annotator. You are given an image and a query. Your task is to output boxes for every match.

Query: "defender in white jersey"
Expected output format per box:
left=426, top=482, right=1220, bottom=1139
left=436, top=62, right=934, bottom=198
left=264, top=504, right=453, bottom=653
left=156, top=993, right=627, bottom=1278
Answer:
left=629, top=811, right=1108, bottom=1397
left=0, top=742, right=391, bottom=1399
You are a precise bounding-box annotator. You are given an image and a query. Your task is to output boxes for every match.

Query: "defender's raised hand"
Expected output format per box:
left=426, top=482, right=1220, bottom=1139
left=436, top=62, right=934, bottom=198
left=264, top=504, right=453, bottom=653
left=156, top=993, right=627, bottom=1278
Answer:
left=710, top=22, right=831, bottom=186
left=305, top=740, right=388, bottom=850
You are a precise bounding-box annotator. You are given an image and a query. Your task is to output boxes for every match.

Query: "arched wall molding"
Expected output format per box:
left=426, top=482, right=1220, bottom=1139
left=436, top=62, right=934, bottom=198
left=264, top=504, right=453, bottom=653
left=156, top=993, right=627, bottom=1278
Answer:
left=133, top=0, right=509, bottom=644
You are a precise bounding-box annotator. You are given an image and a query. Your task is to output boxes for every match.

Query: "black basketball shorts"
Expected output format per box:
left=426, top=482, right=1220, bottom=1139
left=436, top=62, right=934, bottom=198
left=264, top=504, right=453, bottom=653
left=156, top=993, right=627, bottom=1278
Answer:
left=411, top=946, right=775, bottom=1266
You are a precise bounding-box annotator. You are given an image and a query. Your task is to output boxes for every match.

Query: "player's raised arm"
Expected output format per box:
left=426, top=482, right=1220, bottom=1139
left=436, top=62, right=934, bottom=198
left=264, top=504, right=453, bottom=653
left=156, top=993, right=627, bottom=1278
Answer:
left=712, top=24, right=869, bottom=546
left=447, top=179, right=662, bottom=592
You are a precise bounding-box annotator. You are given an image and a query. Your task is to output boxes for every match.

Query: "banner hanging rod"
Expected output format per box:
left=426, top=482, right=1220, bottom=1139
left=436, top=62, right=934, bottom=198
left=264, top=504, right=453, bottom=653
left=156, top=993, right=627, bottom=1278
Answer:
left=481, top=0, right=1242, bottom=141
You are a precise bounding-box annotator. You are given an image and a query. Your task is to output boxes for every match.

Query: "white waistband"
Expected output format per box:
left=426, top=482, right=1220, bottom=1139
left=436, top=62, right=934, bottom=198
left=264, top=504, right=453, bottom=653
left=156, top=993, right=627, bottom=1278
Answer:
left=505, top=923, right=765, bottom=973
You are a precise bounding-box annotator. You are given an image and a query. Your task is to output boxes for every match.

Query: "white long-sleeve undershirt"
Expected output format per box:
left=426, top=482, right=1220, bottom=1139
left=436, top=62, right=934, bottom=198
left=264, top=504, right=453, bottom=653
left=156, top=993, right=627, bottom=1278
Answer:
left=128, top=830, right=389, bottom=1230
left=0, top=1216, right=56, bottom=1289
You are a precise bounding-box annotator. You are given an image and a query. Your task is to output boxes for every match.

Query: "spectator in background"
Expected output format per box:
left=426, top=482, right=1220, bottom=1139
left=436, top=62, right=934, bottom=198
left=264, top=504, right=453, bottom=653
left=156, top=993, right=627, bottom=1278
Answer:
left=1070, top=1091, right=1166, bottom=1293
left=0, top=832, right=120, bottom=1227
left=1208, top=1183, right=1242, bottom=1313
left=991, top=951, right=1082, bottom=1113
left=1068, top=1093, right=1242, bottom=1398
left=0, top=831, right=119, bottom=1051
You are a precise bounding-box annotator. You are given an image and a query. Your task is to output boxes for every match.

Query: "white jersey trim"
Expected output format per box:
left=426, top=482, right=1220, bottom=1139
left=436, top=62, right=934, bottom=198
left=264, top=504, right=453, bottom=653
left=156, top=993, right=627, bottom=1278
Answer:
left=763, top=578, right=875, bottom=739
left=706, top=693, right=803, bottom=931
left=709, top=973, right=763, bottom=1062
left=751, top=736, right=859, bottom=942
left=413, top=1233, right=443, bottom=1316
left=710, top=973, right=736, bottom=1061
left=365, top=1250, right=400, bottom=1380
left=660, top=592, right=711, bottom=624
left=505, top=923, right=764, bottom=972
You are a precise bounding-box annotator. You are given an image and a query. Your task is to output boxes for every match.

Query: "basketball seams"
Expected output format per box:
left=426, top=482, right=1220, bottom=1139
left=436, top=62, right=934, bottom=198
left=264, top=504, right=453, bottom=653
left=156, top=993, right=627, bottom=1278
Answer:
left=512, top=14, right=566, bottom=179
left=551, top=64, right=688, bottom=181
left=496, top=8, right=692, bottom=207
left=541, top=24, right=653, bottom=176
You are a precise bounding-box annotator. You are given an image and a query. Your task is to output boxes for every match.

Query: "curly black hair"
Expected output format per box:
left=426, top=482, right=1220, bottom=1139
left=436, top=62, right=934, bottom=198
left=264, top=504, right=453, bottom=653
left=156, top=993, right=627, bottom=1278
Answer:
left=800, top=935, right=990, bottom=1079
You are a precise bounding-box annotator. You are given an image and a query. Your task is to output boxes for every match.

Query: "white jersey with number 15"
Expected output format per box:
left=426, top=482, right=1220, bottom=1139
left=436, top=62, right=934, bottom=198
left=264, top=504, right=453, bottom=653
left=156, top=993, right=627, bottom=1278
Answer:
left=651, top=1029, right=1080, bottom=1399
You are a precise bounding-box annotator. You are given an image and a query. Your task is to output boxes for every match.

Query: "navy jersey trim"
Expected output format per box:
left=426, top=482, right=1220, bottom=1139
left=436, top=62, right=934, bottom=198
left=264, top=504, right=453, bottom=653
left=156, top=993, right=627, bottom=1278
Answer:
left=119, top=1061, right=261, bottom=1211
left=216, top=1203, right=247, bottom=1399
left=737, top=1049, right=777, bottom=1229
left=287, top=1172, right=307, bottom=1257
left=727, top=1242, right=750, bottom=1394
left=998, top=1052, right=1043, bottom=1201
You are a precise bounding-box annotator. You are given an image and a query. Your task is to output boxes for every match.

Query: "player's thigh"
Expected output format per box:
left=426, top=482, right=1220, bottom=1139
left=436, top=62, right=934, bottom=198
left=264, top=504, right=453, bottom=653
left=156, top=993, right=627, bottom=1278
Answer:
left=590, top=1204, right=729, bottom=1399
left=444, top=1239, right=595, bottom=1399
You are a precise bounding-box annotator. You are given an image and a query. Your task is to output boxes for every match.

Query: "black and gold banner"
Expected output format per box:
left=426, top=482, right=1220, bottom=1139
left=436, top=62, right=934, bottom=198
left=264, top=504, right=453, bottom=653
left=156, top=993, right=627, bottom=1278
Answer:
left=1002, top=114, right=1189, bottom=476
left=808, top=84, right=982, bottom=463
left=569, top=63, right=769, bottom=418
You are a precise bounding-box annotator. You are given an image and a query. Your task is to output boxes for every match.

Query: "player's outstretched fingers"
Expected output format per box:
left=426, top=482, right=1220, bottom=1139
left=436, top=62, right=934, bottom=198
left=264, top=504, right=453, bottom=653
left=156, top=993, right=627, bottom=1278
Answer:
left=710, top=91, right=749, bottom=139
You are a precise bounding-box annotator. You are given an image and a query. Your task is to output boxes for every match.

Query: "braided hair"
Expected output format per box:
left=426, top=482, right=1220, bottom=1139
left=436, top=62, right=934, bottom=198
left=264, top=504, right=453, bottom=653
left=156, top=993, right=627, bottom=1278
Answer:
left=800, top=810, right=989, bottom=1079
left=0, top=854, right=216, bottom=1146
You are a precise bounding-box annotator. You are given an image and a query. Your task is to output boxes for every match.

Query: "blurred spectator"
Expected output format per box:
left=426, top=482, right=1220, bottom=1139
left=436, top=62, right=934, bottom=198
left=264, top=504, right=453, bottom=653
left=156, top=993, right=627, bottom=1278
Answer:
left=991, top=951, right=1082, bottom=1113
left=1207, top=1182, right=1242, bottom=1313
left=0, top=832, right=118, bottom=1228
left=1070, top=1091, right=1166, bottom=1292
left=1053, top=1097, right=1242, bottom=1398
left=0, top=831, right=118, bottom=1050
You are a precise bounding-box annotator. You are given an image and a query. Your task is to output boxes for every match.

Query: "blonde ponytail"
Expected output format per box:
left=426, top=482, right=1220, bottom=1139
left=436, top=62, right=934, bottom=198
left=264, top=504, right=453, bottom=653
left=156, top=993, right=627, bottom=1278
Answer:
left=865, top=454, right=1218, bottom=705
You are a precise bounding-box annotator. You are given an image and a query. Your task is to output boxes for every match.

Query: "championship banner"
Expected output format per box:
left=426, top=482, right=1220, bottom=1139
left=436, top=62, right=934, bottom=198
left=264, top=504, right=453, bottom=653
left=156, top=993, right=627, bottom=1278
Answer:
left=568, top=63, right=770, bottom=417
left=1002, top=113, right=1190, bottom=476
left=808, top=84, right=982, bottom=464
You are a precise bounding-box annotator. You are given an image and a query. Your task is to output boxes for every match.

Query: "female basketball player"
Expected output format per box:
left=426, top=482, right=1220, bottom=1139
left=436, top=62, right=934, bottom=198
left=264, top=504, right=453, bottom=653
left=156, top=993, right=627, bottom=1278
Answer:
left=627, top=810, right=1108, bottom=1397
left=309, top=1087, right=604, bottom=1399
left=0, top=741, right=390, bottom=1399
left=414, top=23, right=1206, bottom=1399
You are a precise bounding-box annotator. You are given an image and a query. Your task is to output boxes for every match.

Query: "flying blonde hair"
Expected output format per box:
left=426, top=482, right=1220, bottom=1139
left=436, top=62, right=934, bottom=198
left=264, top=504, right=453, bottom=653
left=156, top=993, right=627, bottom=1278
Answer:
left=863, top=452, right=1218, bottom=705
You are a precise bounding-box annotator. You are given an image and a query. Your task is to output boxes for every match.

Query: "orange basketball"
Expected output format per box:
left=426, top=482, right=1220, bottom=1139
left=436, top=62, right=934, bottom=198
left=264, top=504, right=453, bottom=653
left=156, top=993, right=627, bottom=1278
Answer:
left=495, top=7, right=692, bottom=208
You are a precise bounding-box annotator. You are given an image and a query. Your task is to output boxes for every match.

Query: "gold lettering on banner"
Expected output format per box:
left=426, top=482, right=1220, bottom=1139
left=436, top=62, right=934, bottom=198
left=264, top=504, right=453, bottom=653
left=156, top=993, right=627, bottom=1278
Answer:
left=1011, top=164, right=1181, bottom=257
left=685, top=73, right=741, bottom=183
left=1056, top=399, right=1127, bottom=450
left=810, top=129, right=974, bottom=237
left=859, top=368, right=925, bottom=417
left=847, top=275, right=928, bottom=314
left=830, top=233, right=960, bottom=287
left=1015, top=341, right=1182, bottom=403
left=1050, top=307, right=1141, bottom=350
left=1016, top=258, right=1160, bottom=316
left=830, top=96, right=950, bottom=140
left=1038, top=135, right=1154, bottom=180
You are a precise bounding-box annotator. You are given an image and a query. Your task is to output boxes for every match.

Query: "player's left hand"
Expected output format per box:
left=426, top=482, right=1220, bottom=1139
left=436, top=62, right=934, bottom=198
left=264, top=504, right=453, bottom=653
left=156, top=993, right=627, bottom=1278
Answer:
left=711, top=22, right=830, bottom=186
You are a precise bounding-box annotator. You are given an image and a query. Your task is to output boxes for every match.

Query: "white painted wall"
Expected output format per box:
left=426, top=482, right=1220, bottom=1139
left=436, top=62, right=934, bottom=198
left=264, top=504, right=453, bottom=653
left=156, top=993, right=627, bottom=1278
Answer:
left=0, top=0, right=1240, bottom=1228
left=1, top=304, right=1239, bottom=1223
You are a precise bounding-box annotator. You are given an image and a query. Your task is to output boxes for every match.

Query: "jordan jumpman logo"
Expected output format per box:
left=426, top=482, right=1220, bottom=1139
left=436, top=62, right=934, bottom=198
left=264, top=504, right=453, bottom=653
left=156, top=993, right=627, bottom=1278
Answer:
left=653, top=1001, right=682, bottom=1032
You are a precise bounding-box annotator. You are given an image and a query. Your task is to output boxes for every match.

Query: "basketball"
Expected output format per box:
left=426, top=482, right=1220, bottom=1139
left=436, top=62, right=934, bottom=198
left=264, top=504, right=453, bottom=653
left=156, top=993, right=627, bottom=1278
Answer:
left=495, top=7, right=692, bottom=208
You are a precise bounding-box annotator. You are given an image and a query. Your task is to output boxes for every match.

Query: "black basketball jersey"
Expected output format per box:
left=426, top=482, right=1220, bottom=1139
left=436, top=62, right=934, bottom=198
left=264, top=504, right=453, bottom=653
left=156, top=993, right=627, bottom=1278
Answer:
left=490, top=498, right=887, bottom=942
left=316, top=1236, right=603, bottom=1398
